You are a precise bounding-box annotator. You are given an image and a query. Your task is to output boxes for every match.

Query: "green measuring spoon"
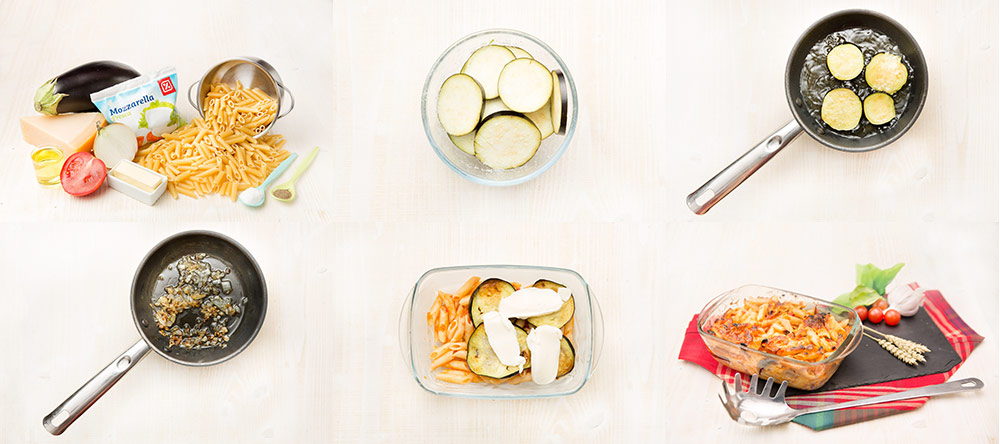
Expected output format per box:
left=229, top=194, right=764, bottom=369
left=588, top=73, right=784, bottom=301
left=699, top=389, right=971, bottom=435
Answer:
left=271, top=146, right=319, bottom=202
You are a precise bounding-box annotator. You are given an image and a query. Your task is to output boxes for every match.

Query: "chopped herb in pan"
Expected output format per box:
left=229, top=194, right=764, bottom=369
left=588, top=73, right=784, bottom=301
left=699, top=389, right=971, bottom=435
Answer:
left=152, top=253, right=240, bottom=349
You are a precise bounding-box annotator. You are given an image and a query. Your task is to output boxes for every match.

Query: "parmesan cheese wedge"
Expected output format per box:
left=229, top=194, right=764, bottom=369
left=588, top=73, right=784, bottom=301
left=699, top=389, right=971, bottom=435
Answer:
left=21, top=113, right=105, bottom=154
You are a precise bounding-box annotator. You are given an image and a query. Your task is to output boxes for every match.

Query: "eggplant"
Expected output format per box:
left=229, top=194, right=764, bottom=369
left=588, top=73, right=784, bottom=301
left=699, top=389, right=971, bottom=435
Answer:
left=506, top=46, right=533, bottom=60
left=864, top=92, right=896, bottom=125
left=480, top=98, right=510, bottom=121
left=557, top=334, right=575, bottom=377
left=474, top=112, right=541, bottom=169
left=466, top=323, right=530, bottom=379
left=826, top=43, right=864, bottom=81
left=34, top=61, right=140, bottom=115
left=526, top=280, right=575, bottom=329
left=820, top=88, right=862, bottom=131
left=525, top=100, right=554, bottom=139
left=469, top=278, right=516, bottom=327
left=865, top=53, right=908, bottom=94
left=437, top=73, right=483, bottom=136
left=497, top=58, right=552, bottom=113
left=448, top=131, right=476, bottom=155
left=550, top=70, right=568, bottom=135
left=461, top=45, right=515, bottom=100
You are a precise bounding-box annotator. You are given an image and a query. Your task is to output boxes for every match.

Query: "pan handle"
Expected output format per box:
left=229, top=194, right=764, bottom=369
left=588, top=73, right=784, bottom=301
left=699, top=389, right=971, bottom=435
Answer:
left=686, top=120, right=803, bottom=215
left=43, top=339, right=151, bottom=435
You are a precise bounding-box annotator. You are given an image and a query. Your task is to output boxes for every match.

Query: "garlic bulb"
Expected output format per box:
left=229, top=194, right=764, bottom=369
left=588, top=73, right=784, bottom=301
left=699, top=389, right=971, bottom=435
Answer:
left=886, top=283, right=924, bottom=317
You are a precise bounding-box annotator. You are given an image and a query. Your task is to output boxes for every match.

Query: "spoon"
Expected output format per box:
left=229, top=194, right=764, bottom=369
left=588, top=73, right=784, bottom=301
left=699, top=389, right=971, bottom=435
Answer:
left=238, top=153, right=298, bottom=207
left=271, top=146, right=319, bottom=202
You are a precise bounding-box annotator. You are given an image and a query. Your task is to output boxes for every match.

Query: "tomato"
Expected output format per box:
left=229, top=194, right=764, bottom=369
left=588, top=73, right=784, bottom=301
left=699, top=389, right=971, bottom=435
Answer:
left=884, top=309, right=901, bottom=326
left=854, top=305, right=868, bottom=321
left=874, top=298, right=889, bottom=311
left=60, top=152, right=106, bottom=196
left=868, top=307, right=884, bottom=324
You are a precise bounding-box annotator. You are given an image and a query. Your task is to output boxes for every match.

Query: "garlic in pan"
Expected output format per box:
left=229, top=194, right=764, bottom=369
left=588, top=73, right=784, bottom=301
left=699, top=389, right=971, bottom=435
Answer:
left=886, top=283, right=924, bottom=317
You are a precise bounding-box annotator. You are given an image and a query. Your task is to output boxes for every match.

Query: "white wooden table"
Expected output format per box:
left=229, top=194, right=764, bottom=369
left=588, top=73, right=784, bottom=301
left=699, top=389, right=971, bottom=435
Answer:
left=0, top=0, right=995, bottom=443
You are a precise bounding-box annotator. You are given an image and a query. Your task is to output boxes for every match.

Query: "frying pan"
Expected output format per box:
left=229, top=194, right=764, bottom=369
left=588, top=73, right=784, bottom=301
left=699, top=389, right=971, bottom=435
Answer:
left=687, top=9, right=927, bottom=214
left=43, top=231, right=267, bottom=435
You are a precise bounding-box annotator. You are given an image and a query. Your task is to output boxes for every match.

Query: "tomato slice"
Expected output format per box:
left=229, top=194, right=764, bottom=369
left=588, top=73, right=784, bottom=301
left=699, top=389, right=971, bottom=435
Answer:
left=60, top=152, right=107, bottom=196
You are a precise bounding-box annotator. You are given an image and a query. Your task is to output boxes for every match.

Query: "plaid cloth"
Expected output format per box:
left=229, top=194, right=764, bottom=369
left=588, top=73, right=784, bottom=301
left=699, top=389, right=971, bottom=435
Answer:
left=678, top=284, right=984, bottom=430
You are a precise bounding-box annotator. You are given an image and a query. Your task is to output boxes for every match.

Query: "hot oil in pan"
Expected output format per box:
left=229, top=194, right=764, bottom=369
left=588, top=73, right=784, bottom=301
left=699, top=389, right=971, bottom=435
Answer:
left=151, top=253, right=247, bottom=350
left=799, top=27, right=913, bottom=138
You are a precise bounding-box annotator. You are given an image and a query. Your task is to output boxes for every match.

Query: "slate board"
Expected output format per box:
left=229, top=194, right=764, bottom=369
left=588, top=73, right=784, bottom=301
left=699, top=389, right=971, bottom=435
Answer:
left=778, top=307, right=962, bottom=396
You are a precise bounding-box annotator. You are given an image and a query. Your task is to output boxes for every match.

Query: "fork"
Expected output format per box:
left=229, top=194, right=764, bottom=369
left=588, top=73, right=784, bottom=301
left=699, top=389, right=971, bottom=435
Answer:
left=719, top=373, right=983, bottom=426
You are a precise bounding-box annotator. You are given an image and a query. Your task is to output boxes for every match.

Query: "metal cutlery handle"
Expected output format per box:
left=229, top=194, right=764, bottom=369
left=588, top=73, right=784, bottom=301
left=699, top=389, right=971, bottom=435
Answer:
left=686, top=119, right=803, bottom=215
left=42, top=340, right=151, bottom=435
left=798, top=378, right=984, bottom=416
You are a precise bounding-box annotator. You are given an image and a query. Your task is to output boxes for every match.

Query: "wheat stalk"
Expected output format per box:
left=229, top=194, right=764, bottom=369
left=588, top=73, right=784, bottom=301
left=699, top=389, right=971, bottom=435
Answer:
left=864, top=327, right=931, bottom=354
left=864, top=333, right=926, bottom=365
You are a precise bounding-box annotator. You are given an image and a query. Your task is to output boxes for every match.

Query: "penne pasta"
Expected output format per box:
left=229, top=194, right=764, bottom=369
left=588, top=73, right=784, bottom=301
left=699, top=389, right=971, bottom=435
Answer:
left=134, top=82, right=285, bottom=200
left=708, top=296, right=850, bottom=363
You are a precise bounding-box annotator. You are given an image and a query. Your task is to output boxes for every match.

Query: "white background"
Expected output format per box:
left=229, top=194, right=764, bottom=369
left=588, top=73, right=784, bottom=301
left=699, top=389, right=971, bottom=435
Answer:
left=0, top=0, right=996, bottom=442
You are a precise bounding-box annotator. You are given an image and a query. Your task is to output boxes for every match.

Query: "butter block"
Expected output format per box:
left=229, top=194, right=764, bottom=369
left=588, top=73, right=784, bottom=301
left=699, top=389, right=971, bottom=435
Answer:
left=21, top=113, right=105, bottom=154
left=111, top=160, right=162, bottom=193
left=107, top=160, right=167, bottom=206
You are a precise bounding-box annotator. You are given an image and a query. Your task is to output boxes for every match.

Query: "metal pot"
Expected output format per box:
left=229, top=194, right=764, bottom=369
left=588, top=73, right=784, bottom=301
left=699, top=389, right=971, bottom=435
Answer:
left=186, top=57, right=295, bottom=138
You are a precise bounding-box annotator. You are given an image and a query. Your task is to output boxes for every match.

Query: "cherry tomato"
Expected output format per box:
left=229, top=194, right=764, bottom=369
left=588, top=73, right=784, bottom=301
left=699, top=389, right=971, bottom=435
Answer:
left=868, top=307, right=884, bottom=323
left=60, top=152, right=106, bottom=196
left=854, top=305, right=868, bottom=321
left=884, top=309, right=901, bottom=326
left=874, top=298, right=889, bottom=311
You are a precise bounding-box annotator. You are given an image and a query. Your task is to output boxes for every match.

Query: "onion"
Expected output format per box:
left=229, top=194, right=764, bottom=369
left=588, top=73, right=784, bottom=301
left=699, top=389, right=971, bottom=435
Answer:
left=93, top=123, right=138, bottom=169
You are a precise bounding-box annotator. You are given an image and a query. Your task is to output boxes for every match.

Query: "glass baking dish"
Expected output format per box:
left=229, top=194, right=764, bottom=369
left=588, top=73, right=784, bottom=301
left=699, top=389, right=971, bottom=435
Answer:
left=399, top=265, right=603, bottom=399
left=697, top=285, right=862, bottom=390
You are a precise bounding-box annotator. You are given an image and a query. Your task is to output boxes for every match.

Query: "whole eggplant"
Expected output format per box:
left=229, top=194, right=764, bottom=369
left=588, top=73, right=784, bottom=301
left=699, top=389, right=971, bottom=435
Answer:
left=33, top=61, right=140, bottom=115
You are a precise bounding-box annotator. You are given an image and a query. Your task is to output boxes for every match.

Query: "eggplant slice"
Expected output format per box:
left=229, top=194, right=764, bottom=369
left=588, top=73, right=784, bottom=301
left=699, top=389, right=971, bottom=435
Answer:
left=461, top=45, right=515, bottom=100
left=449, top=131, right=476, bottom=155
left=525, top=102, right=554, bottom=139
left=467, top=323, right=530, bottom=379
left=474, top=112, right=542, bottom=169
left=437, top=73, right=484, bottom=136
left=821, top=88, right=862, bottom=131
left=498, top=58, right=553, bottom=113
left=826, top=43, right=864, bottom=81
left=865, top=53, right=908, bottom=94
left=469, top=278, right=516, bottom=327
left=507, top=46, right=533, bottom=59
left=526, top=280, right=575, bottom=328
left=863, top=92, right=896, bottom=125
left=480, top=98, right=511, bottom=121
left=550, top=70, right=568, bottom=135
left=557, top=335, right=575, bottom=377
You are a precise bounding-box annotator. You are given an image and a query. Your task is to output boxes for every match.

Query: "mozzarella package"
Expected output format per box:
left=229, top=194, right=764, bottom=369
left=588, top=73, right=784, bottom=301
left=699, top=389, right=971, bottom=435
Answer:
left=91, top=66, right=182, bottom=146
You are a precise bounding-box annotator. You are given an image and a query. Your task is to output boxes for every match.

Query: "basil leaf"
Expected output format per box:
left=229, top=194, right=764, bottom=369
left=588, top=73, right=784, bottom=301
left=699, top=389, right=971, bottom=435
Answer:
left=833, top=285, right=882, bottom=309
left=856, top=262, right=904, bottom=295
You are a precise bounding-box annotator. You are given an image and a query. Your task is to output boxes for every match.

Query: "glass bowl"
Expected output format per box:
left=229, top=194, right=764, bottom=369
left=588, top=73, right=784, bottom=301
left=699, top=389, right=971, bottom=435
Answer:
left=697, top=285, right=862, bottom=390
left=420, top=29, right=579, bottom=186
left=399, top=265, right=603, bottom=398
